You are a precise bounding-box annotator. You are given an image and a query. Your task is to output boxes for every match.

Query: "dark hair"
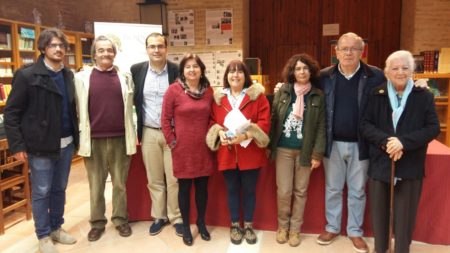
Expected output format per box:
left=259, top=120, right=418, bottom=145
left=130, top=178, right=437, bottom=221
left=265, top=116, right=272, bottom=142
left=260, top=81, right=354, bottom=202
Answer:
left=179, top=53, right=210, bottom=88
left=145, top=32, right=167, bottom=47
left=282, top=53, right=320, bottom=86
left=91, top=35, right=117, bottom=63
left=37, top=28, right=69, bottom=53
left=223, top=60, right=252, bottom=89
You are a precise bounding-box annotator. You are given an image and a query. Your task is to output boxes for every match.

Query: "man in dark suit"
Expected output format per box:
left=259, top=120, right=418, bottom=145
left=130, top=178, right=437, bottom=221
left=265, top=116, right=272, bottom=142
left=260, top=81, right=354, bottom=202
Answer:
left=130, top=33, right=182, bottom=236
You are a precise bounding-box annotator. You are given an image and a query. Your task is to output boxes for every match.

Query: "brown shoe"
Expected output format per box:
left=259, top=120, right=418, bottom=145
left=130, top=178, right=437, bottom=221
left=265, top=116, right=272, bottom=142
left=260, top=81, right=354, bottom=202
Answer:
left=349, top=236, right=369, bottom=253
left=116, top=223, right=132, bottom=237
left=316, top=231, right=339, bottom=245
left=88, top=227, right=105, bottom=241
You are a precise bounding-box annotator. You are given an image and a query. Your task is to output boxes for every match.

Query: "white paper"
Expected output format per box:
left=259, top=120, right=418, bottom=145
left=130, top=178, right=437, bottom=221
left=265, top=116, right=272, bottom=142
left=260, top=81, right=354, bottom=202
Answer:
left=223, top=108, right=251, bottom=148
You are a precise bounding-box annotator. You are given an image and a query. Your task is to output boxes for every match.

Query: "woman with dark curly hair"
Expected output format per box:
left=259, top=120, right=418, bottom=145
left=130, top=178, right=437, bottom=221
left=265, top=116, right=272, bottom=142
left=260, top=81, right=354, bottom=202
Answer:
left=269, top=53, right=326, bottom=247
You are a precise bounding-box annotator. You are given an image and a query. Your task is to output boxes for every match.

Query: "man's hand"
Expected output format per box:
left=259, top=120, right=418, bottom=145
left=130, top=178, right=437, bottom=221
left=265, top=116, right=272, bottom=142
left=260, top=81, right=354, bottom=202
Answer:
left=274, top=82, right=284, bottom=93
left=414, top=78, right=429, bottom=89
left=13, top=151, right=27, bottom=162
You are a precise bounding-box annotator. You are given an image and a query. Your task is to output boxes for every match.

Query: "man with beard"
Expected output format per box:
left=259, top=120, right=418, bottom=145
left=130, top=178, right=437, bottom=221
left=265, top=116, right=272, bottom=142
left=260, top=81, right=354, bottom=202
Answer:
left=74, top=35, right=136, bottom=242
left=4, top=28, right=79, bottom=253
left=130, top=33, right=183, bottom=236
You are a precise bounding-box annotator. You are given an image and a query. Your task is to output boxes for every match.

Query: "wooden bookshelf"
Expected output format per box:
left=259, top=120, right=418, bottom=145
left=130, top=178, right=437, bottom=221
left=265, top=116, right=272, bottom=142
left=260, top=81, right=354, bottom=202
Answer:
left=0, top=18, right=94, bottom=111
left=414, top=73, right=450, bottom=146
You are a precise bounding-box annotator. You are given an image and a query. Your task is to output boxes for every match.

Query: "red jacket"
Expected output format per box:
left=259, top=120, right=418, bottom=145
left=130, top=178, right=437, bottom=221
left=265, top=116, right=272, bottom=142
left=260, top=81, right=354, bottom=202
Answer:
left=206, top=83, right=270, bottom=171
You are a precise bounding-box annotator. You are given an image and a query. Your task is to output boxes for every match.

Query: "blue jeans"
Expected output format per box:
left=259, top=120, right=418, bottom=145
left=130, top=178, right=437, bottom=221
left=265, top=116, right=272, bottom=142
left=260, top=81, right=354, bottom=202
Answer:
left=323, top=141, right=368, bottom=237
left=28, top=143, right=74, bottom=239
left=223, top=168, right=259, bottom=223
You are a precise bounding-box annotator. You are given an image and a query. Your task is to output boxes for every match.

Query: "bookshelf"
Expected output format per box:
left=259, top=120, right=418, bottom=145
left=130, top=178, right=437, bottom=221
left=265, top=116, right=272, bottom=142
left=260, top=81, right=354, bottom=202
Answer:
left=0, top=18, right=94, bottom=108
left=414, top=73, right=450, bottom=146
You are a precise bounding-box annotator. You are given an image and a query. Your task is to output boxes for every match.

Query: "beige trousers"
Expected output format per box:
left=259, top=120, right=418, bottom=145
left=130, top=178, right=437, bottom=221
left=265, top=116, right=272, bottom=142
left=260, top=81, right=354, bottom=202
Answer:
left=276, top=147, right=312, bottom=232
left=84, top=137, right=131, bottom=228
left=141, top=127, right=181, bottom=224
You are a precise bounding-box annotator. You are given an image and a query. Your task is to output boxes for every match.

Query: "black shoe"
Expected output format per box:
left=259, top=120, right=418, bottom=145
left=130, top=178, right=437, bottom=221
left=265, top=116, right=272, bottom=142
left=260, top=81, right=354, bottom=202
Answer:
left=197, top=222, right=211, bottom=241
left=182, top=226, right=193, bottom=246
left=149, top=219, right=169, bottom=235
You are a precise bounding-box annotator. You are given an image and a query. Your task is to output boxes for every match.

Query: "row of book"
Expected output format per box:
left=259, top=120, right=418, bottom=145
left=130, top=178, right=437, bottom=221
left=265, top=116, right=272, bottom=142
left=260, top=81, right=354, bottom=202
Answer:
left=0, top=66, right=13, bottom=77
left=19, top=38, right=34, bottom=51
left=0, top=83, right=12, bottom=101
left=414, top=48, right=450, bottom=73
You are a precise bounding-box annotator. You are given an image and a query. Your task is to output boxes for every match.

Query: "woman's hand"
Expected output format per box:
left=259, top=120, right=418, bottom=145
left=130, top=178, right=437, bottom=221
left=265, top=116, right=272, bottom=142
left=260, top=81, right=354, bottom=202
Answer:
left=310, top=159, right=321, bottom=170
left=218, top=130, right=229, bottom=146
left=386, top=137, right=404, bottom=155
left=228, top=133, right=248, bottom=145
left=390, top=150, right=403, bottom=161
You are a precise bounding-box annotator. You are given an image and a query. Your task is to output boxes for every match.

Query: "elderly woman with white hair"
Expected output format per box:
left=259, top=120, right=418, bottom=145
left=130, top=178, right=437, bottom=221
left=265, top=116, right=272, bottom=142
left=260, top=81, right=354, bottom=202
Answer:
left=360, top=50, right=439, bottom=253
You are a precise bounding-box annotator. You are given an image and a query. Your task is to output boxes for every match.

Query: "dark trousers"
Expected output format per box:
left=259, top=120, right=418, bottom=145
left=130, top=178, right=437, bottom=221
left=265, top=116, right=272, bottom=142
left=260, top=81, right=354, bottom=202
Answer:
left=369, top=178, right=422, bottom=253
left=223, top=168, right=260, bottom=223
left=178, top=176, right=209, bottom=227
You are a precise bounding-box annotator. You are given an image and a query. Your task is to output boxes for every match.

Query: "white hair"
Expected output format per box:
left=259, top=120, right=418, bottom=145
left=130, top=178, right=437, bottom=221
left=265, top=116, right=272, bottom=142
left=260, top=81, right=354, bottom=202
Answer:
left=384, top=50, right=415, bottom=73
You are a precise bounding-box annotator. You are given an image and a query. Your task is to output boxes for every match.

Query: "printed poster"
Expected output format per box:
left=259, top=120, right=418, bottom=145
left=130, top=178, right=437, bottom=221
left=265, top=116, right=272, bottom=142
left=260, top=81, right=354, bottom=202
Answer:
left=206, top=9, right=233, bottom=45
left=168, top=10, right=195, bottom=46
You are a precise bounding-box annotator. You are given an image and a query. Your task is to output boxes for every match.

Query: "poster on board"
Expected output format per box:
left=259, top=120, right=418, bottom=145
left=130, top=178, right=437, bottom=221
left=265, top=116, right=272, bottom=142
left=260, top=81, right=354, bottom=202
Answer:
left=205, top=9, right=233, bottom=46
left=94, top=22, right=162, bottom=72
left=168, top=10, right=195, bottom=47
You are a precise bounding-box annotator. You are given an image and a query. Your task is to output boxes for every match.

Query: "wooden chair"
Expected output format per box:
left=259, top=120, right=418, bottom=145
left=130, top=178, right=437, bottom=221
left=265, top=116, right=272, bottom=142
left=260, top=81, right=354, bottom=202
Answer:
left=0, top=139, right=31, bottom=235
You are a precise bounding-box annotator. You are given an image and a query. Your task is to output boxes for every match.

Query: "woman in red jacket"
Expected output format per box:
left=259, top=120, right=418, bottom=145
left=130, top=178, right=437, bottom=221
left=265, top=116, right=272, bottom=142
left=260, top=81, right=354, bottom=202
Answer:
left=206, top=60, right=270, bottom=245
left=161, top=54, right=215, bottom=246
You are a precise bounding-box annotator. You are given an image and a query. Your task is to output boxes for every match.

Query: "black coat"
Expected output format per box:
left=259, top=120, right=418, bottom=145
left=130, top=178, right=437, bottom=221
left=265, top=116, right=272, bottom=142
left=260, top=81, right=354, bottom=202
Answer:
left=360, top=82, right=440, bottom=183
left=4, top=56, right=79, bottom=157
left=130, top=60, right=179, bottom=142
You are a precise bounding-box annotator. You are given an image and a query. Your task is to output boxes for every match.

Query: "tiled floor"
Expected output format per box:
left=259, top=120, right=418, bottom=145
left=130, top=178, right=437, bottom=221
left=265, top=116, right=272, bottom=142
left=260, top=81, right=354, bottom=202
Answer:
left=1, top=160, right=449, bottom=253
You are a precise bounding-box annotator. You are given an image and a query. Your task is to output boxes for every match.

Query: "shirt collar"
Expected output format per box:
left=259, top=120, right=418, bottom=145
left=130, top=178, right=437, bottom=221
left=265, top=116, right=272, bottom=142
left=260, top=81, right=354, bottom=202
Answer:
left=149, top=62, right=168, bottom=75
left=94, top=65, right=115, bottom=72
left=43, top=58, right=64, bottom=72
left=338, top=62, right=361, bottom=80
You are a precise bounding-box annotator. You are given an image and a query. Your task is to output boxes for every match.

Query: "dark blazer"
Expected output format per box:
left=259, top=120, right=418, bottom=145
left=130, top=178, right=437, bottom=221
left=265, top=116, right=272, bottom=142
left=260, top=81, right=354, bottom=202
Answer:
left=319, top=61, right=386, bottom=160
left=130, top=60, right=179, bottom=142
left=4, top=55, right=79, bottom=158
left=360, top=82, right=440, bottom=183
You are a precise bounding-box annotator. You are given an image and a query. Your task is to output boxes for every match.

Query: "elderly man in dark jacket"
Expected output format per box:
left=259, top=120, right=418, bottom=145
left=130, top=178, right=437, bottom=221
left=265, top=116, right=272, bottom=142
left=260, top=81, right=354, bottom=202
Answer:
left=4, top=28, right=79, bottom=253
left=316, top=32, right=385, bottom=253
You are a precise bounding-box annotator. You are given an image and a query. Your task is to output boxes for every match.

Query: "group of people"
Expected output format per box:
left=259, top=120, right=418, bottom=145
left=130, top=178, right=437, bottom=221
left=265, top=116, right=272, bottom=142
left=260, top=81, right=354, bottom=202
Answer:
left=3, top=28, right=439, bottom=253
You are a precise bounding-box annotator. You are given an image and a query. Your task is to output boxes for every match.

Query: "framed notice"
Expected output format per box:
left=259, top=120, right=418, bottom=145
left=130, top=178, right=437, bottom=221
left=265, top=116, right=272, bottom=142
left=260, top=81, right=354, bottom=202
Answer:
left=206, top=9, right=233, bottom=46
left=168, top=10, right=195, bottom=47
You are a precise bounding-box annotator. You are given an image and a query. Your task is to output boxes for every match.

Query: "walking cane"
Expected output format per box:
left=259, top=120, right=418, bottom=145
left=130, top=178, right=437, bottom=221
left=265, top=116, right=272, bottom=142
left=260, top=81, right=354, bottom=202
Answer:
left=388, top=159, right=395, bottom=253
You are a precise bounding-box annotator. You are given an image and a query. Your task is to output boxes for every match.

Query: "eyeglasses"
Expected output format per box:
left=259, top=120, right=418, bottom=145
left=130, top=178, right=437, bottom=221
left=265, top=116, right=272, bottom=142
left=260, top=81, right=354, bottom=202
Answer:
left=96, top=48, right=115, bottom=54
left=147, top=44, right=166, bottom=50
left=48, top=43, right=66, bottom=49
left=295, top=66, right=310, bottom=72
left=338, top=47, right=362, bottom=53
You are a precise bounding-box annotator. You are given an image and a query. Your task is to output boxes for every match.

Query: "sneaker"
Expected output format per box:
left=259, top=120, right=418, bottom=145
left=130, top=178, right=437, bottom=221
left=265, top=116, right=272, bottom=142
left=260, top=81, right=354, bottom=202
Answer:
left=276, top=227, right=288, bottom=244
left=317, top=231, right=339, bottom=245
left=39, top=236, right=58, bottom=253
left=50, top=228, right=77, bottom=245
left=288, top=231, right=301, bottom=247
left=349, top=236, right=369, bottom=253
left=149, top=219, right=169, bottom=235
left=244, top=222, right=257, bottom=244
left=174, top=223, right=183, bottom=237
left=230, top=222, right=244, bottom=245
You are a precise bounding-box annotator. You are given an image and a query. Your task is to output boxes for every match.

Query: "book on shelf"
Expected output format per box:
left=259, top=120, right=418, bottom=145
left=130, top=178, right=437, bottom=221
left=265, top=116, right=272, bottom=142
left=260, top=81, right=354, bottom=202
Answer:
left=438, top=48, right=450, bottom=74
left=414, top=54, right=424, bottom=73
left=0, top=83, right=12, bottom=101
left=0, top=32, right=11, bottom=49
